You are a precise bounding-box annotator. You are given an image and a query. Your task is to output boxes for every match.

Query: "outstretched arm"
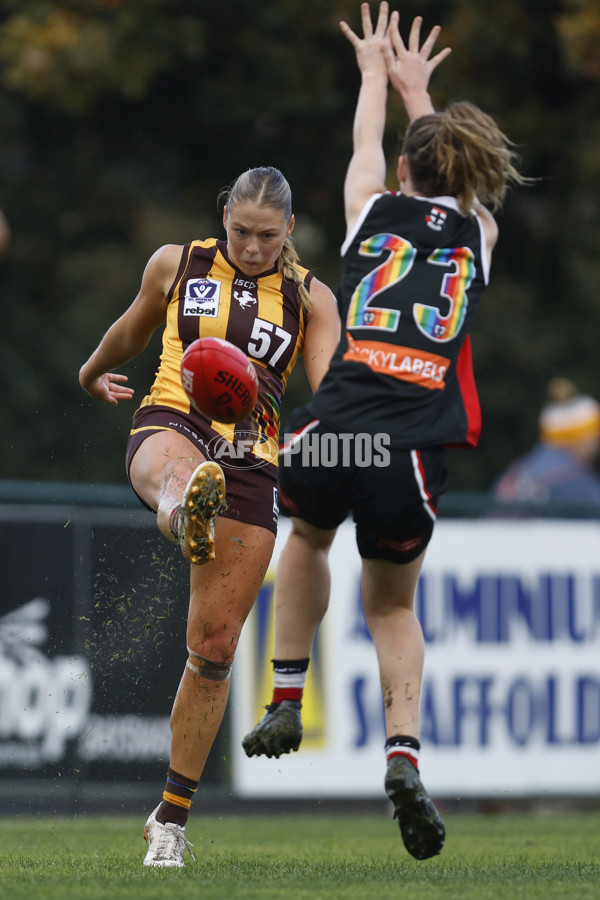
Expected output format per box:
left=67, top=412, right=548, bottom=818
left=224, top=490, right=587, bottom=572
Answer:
left=339, top=1, right=391, bottom=236
left=384, top=12, right=451, bottom=121
left=79, top=243, right=180, bottom=405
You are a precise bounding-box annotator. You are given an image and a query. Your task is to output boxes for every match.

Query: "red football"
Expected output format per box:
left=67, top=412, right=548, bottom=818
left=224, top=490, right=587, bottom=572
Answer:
left=180, top=337, right=259, bottom=424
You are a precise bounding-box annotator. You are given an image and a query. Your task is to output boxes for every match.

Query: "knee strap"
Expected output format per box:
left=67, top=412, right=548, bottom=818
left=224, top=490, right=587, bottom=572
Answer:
left=186, top=646, right=231, bottom=682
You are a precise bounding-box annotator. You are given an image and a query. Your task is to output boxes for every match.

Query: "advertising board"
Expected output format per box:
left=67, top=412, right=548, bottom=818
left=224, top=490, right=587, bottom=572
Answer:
left=0, top=502, right=225, bottom=807
left=232, top=517, right=600, bottom=798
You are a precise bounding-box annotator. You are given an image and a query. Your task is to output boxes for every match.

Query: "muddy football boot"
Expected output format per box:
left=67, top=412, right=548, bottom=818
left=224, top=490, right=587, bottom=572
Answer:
left=175, top=461, right=226, bottom=565
left=242, top=700, right=302, bottom=758
left=384, top=755, right=445, bottom=860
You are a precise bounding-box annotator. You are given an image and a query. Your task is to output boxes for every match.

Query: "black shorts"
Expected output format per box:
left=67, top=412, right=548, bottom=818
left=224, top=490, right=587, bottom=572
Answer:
left=125, top=405, right=279, bottom=535
left=278, top=407, right=448, bottom=563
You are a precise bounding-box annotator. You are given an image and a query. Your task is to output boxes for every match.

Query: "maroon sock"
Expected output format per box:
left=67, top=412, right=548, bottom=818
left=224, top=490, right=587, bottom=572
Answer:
left=155, top=766, right=198, bottom=828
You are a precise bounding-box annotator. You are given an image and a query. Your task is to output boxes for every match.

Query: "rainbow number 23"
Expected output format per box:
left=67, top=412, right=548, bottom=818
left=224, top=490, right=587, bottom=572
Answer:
left=346, top=233, right=475, bottom=343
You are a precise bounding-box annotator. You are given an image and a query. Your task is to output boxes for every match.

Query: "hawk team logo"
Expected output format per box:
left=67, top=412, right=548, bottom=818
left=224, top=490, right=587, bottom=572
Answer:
left=234, top=289, right=257, bottom=309
left=183, top=278, right=221, bottom=317
left=425, top=207, right=447, bottom=231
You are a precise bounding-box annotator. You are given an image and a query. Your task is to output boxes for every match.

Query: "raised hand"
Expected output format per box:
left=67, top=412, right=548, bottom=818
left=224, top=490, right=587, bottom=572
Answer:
left=339, top=1, right=390, bottom=79
left=384, top=11, right=451, bottom=113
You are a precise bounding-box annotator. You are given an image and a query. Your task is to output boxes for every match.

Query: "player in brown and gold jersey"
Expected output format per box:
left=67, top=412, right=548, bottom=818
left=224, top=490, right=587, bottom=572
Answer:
left=79, top=166, right=340, bottom=867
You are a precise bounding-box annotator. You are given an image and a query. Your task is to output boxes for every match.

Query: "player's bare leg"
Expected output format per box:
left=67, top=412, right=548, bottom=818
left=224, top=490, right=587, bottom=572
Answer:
left=272, top=518, right=336, bottom=657
left=361, top=553, right=445, bottom=859
left=361, top=555, right=425, bottom=738
left=128, top=430, right=226, bottom=563
left=170, top=518, right=276, bottom=777
left=242, top=518, right=335, bottom=758
left=143, top=517, right=274, bottom=866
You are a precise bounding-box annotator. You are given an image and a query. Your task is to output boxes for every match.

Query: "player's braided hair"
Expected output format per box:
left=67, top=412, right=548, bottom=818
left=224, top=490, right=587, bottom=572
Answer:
left=401, top=102, right=526, bottom=214
left=277, top=236, right=311, bottom=313
left=220, top=166, right=311, bottom=312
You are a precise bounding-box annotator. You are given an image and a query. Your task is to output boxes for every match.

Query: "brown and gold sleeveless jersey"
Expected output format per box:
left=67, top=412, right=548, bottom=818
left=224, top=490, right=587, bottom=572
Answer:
left=138, top=238, right=310, bottom=464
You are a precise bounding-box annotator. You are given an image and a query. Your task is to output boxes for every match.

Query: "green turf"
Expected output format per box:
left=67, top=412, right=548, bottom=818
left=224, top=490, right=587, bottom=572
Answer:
left=0, top=811, right=598, bottom=899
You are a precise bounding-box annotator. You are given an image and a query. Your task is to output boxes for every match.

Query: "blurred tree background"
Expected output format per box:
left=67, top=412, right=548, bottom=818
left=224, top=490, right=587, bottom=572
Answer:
left=0, top=0, right=598, bottom=491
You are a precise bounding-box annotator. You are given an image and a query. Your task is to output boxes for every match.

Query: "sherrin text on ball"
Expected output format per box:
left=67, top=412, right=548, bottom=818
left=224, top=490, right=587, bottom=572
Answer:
left=180, top=337, right=259, bottom=424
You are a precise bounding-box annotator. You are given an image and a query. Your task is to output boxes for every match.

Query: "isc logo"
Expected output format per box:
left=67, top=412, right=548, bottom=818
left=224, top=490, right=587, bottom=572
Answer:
left=183, top=278, right=221, bottom=317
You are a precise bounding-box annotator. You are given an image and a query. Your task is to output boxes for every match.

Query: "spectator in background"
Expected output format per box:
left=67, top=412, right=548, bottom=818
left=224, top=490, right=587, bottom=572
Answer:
left=0, top=207, right=10, bottom=255
left=492, top=377, right=600, bottom=510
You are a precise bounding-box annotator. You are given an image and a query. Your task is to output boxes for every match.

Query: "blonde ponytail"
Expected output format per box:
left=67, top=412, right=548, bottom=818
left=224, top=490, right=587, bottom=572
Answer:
left=402, top=102, right=528, bottom=214
left=278, top=237, right=311, bottom=313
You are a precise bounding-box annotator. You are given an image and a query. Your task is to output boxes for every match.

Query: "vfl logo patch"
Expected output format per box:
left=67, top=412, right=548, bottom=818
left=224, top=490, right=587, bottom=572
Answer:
left=184, top=278, right=221, bottom=317
left=425, top=207, right=447, bottom=231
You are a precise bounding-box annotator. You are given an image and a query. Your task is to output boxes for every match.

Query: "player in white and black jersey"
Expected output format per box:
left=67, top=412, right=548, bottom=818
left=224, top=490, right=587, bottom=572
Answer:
left=243, top=2, right=527, bottom=861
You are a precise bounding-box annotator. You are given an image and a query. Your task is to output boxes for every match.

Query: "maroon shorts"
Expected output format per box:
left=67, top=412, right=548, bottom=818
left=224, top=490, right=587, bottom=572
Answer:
left=125, top=405, right=279, bottom=535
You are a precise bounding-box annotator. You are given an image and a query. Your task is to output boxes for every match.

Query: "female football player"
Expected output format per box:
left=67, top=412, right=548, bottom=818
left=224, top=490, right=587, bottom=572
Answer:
left=242, top=2, right=527, bottom=860
left=79, top=166, right=340, bottom=867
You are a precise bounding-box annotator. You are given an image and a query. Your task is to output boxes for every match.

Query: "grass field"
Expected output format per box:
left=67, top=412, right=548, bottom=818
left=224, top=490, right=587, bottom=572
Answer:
left=0, top=810, right=598, bottom=899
